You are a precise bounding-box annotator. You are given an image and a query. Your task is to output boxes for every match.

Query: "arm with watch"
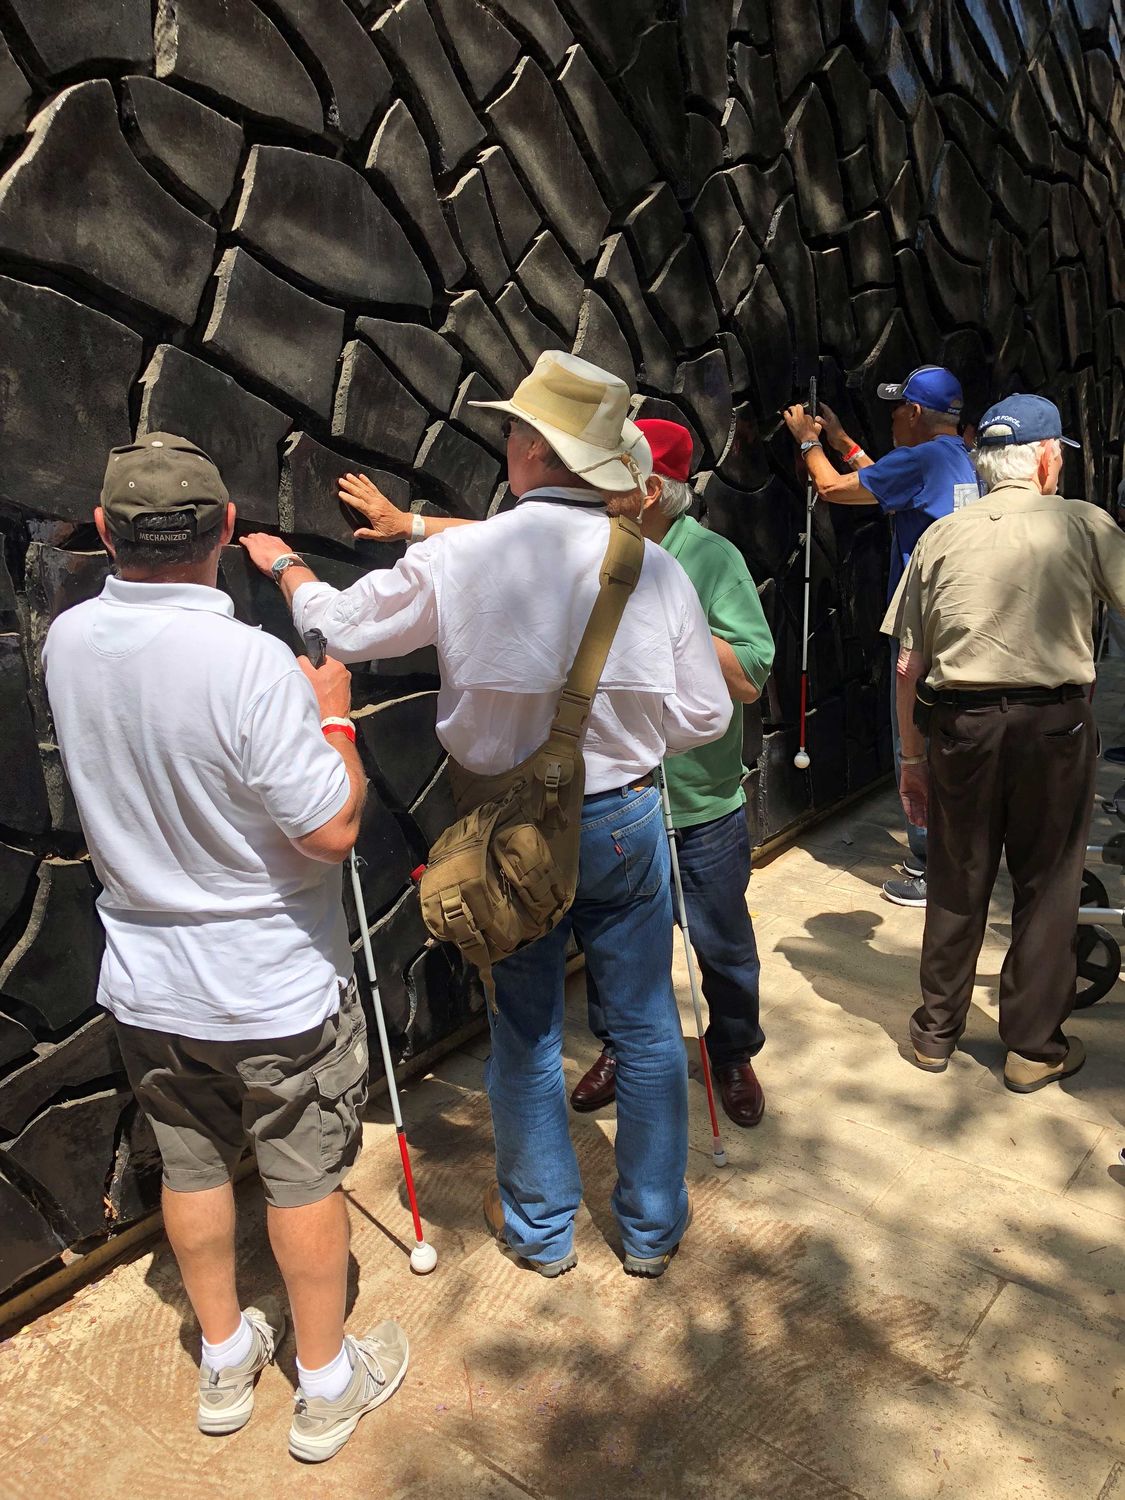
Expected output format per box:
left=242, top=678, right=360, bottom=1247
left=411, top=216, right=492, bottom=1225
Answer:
left=781, top=401, right=881, bottom=507
left=238, top=530, right=439, bottom=666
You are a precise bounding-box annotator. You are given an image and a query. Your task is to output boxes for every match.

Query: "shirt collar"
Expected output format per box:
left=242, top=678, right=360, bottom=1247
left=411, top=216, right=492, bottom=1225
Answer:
left=981, top=479, right=1047, bottom=500
left=516, top=485, right=607, bottom=510
left=100, top=575, right=235, bottom=617
left=659, top=513, right=691, bottom=556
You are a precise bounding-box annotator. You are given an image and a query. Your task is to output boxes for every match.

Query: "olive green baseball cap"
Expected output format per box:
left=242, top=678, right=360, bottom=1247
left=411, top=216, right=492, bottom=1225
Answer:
left=101, top=431, right=229, bottom=544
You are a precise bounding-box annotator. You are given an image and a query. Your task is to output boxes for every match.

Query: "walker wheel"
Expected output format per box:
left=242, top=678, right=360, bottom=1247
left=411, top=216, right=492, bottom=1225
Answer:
left=1081, top=870, right=1110, bottom=908
left=1075, top=924, right=1121, bottom=1008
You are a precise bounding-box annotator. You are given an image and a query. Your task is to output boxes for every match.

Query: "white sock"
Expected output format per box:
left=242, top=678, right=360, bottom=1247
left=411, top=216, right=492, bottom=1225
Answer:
left=297, top=1342, right=353, bottom=1402
left=201, top=1312, right=254, bottom=1373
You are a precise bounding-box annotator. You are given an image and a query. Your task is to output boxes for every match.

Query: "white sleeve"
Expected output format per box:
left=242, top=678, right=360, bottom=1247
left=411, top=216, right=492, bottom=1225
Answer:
left=291, top=547, right=438, bottom=664
left=241, top=669, right=350, bottom=839
left=662, top=580, right=733, bottom=754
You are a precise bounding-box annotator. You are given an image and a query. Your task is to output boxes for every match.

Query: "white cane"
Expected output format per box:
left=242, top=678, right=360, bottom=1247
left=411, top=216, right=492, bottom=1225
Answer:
left=657, top=765, right=727, bottom=1168
left=794, top=374, right=818, bottom=770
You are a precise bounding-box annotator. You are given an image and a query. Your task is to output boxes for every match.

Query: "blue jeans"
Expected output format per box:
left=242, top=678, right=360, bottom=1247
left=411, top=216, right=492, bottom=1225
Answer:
left=890, top=642, right=927, bottom=867
left=587, top=807, right=764, bottom=1069
left=485, top=785, right=689, bottom=1264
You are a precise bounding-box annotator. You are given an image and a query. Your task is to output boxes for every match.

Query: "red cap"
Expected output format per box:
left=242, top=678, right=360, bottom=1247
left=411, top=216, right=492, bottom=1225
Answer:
left=635, top=419, right=693, bottom=482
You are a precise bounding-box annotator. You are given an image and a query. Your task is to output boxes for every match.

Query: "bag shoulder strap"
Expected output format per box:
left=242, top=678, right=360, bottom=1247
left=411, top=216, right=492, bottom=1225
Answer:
left=538, top=514, right=645, bottom=776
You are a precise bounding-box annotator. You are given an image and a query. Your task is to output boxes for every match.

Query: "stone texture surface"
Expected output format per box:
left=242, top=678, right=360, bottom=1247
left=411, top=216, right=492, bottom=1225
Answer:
left=121, top=75, right=244, bottom=214
left=366, top=101, right=467, bottom=289
left=0, top=81, right=215, bottom=325
left=268, top=0, right=390, bottom=143
left=0, top=277, right=140, bottom=526
left=0, top=0, right=1122, bottom=1303
left=488, top=57, right=609, bottom=265
left=155, top=0, right=322, bottom=136
left=234, top=144, right=431, bottom=309
left=138, top=346, right=291, bottom=528
left=5, top=1, right=152, bottom=75
left=202, top=248, right=344, bottom=419
left=374, top=0, right=483, bottom=174
left=332, top=340, right=428, bottom=466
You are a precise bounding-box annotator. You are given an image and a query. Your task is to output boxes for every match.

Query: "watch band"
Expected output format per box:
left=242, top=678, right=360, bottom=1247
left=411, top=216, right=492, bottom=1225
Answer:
left=799, top=439, right=822, bottom=455
left=270, top=553, right=304, bottom=583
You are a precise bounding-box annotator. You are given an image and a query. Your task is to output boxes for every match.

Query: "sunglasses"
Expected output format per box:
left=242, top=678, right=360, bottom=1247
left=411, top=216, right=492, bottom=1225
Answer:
left=501, top=417, right=526, bottom=440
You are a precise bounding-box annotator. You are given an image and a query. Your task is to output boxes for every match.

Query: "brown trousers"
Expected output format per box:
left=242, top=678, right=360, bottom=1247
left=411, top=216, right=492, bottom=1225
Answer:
left=914, top=695, right=1096, bottom=1064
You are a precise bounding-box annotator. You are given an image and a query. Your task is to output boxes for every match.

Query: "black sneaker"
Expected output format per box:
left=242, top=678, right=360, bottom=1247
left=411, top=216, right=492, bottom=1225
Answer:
left=902, top=854, right=925, bottom=878
left=882, top=874, right=927, bottom=907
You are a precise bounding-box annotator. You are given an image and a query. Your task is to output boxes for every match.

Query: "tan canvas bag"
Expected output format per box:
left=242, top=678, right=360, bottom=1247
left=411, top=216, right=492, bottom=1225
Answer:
left=418, top=515, right=645, bottom=1006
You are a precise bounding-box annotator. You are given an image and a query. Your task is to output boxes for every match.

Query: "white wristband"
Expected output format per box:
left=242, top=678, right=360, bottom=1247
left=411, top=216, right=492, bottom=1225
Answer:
left=320, top=716, right=352, bottom=731
left=409, top=512, right=426, bottom=543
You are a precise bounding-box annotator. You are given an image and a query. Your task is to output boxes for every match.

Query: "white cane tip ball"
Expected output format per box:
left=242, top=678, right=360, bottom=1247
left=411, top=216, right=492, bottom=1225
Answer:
left=793, top=750, right=811, bottom=770
left=713, top=1151, right=728, bottom=1168
left=410, top=1242, right=438, bottom=1274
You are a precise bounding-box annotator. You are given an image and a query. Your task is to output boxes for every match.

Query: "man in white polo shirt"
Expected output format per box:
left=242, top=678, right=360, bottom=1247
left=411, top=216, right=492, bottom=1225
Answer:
left=43, top=433, right=407, bottom=1464
left=241, top=353, right=732, bottom=1280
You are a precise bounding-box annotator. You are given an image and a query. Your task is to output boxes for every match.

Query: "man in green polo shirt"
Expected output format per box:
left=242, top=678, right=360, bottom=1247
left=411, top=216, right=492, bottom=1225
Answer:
left=571, top=420, right=776, bottom=1127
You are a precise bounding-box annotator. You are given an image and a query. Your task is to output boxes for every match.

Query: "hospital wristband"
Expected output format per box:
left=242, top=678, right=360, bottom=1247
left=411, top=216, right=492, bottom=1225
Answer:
left=900, top=754, right=927, bottom=765
left=321, top=717, right=356, bottom=744
left=843, top=443, right=866, bottom=464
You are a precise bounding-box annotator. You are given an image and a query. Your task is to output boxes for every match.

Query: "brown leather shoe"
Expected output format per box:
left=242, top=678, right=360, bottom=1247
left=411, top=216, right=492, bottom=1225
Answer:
left=716, top=1061, right=765, bottom=1127
left=570, top=1051, right=617, bottom=1112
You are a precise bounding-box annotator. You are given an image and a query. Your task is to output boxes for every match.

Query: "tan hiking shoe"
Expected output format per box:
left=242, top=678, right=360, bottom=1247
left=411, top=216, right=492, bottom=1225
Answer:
left=623, top=1194, right=693, bottom=1278
left=288, top=1322, right=409, bottom=1463
left=197, top=1299, right=286, bottom=1435
left=1004, top=1037, right=1086, bottom=1094
left=483, top=1182, right=576, bottom=1277
left=912, top=1047, right=948, bottom=1073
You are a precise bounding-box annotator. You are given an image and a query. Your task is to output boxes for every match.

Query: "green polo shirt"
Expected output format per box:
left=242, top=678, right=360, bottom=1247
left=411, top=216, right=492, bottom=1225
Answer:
left=661, top=514, right=774, bottom=829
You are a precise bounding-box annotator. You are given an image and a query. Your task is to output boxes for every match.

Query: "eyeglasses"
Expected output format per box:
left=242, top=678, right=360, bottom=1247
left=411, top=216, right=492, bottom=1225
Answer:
left=501, top=417, right=525, bottom=441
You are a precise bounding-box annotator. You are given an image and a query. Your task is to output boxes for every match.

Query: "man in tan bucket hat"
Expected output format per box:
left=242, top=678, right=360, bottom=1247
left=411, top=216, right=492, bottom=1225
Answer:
left=243, top=352, right=732, bottom=1278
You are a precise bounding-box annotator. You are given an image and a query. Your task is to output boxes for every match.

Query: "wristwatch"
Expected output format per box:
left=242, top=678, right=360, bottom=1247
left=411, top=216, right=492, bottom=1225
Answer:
left=270, top=554, right=305, bottom=585
left=799, top=439, right=822, bottom=455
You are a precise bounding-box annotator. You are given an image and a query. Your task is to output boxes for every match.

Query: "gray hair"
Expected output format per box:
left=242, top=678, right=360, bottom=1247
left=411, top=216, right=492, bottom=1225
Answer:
left=973, top=438, right=1059, bottom=491
left=657, top=475, right=694, bottom=519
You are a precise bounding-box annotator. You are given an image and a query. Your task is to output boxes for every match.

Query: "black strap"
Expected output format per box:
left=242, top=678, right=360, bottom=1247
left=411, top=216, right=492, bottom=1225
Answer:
left=936, top=685, right=1084, bottom=706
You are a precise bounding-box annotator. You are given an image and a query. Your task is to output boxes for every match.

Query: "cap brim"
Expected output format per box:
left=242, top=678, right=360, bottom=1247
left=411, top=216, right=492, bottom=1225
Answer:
left=465, top=402, right=652, bottom=492
left=876, top=382, right=905, bottom=402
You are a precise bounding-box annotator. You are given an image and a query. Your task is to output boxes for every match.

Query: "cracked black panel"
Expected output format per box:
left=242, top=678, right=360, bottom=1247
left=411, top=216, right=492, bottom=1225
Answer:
left=0, top=0, right=1122, bottom=1297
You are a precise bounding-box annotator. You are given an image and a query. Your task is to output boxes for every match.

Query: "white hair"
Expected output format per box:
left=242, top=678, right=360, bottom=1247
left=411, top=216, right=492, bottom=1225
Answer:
left=657, top=475, right=694, bottom=519
left=972, top=438, right=1059, bottom=491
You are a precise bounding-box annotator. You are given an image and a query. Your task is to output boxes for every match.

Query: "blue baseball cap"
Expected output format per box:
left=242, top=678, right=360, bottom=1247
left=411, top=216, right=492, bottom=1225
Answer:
left=976, top=394, right=1080, bottom=448
left=876, top=365, right=964, bottom=417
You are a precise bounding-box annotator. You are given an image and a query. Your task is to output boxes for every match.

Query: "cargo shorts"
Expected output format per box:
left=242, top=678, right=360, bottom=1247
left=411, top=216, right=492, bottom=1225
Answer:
left=114, top=979, right=369, bottom=1208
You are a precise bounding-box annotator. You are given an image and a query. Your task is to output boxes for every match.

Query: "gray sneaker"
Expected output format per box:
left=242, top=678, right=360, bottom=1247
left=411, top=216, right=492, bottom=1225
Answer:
left=288, top=1322, right=410, bottom=1464
left=197, top=1299, right=287, bottom=1436
left=882, top=874, right=927, bottom=907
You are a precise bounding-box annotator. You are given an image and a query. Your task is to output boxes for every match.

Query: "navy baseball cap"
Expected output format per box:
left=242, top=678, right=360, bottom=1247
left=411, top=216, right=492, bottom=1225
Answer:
left=876, top=365, right=964, bottom=417
left=976, top=395, right=1080, bottom=448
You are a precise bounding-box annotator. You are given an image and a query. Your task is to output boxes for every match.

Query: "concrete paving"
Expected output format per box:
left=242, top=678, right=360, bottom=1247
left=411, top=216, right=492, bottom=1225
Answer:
left=3, top=676, right=1125, bottom=1499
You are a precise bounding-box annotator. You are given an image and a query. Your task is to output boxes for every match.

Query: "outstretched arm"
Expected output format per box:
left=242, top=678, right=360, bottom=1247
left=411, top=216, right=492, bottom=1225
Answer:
left=339, top=472, right=474, bottom=543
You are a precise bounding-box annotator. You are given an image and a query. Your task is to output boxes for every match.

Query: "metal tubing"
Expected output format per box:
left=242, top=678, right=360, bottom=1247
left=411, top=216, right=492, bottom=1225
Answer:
left=657, top=767, right=727, bottom=1168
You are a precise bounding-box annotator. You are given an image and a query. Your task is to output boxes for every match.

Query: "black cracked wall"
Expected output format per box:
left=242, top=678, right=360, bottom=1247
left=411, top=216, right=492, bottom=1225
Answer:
left=0, top=0, right=1122, bottom=1295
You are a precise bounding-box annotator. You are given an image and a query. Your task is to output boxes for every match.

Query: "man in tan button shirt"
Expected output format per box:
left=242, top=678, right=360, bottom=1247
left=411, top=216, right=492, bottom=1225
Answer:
left=883, top=395, right=1125, bottom=1093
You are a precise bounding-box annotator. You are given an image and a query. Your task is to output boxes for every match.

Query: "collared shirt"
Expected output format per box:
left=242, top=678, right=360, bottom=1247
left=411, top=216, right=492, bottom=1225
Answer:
left=293, top=488, right=732, bottom=793
left=859, top=434, right=982, bottom=597
left=659, top=515, right=775, bottom=829
left=43, top=577, right=352, bottom=1040
left=881, top=480, right=1125, bottom=688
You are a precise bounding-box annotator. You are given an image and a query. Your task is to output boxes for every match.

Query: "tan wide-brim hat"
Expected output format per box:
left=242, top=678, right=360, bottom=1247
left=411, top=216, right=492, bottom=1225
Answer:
left=469, top=351, right=653, bottom=493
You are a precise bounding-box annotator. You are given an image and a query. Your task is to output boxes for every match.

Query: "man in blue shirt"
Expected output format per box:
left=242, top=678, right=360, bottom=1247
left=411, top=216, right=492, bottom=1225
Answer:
left=783, top=366, right=980, bottom=907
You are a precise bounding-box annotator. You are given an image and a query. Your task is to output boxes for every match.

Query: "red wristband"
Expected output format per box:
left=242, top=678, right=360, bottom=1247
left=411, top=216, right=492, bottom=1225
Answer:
left=843, top=443, right=863, bottom=463
left=322, top=723, right=356, bottom=744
